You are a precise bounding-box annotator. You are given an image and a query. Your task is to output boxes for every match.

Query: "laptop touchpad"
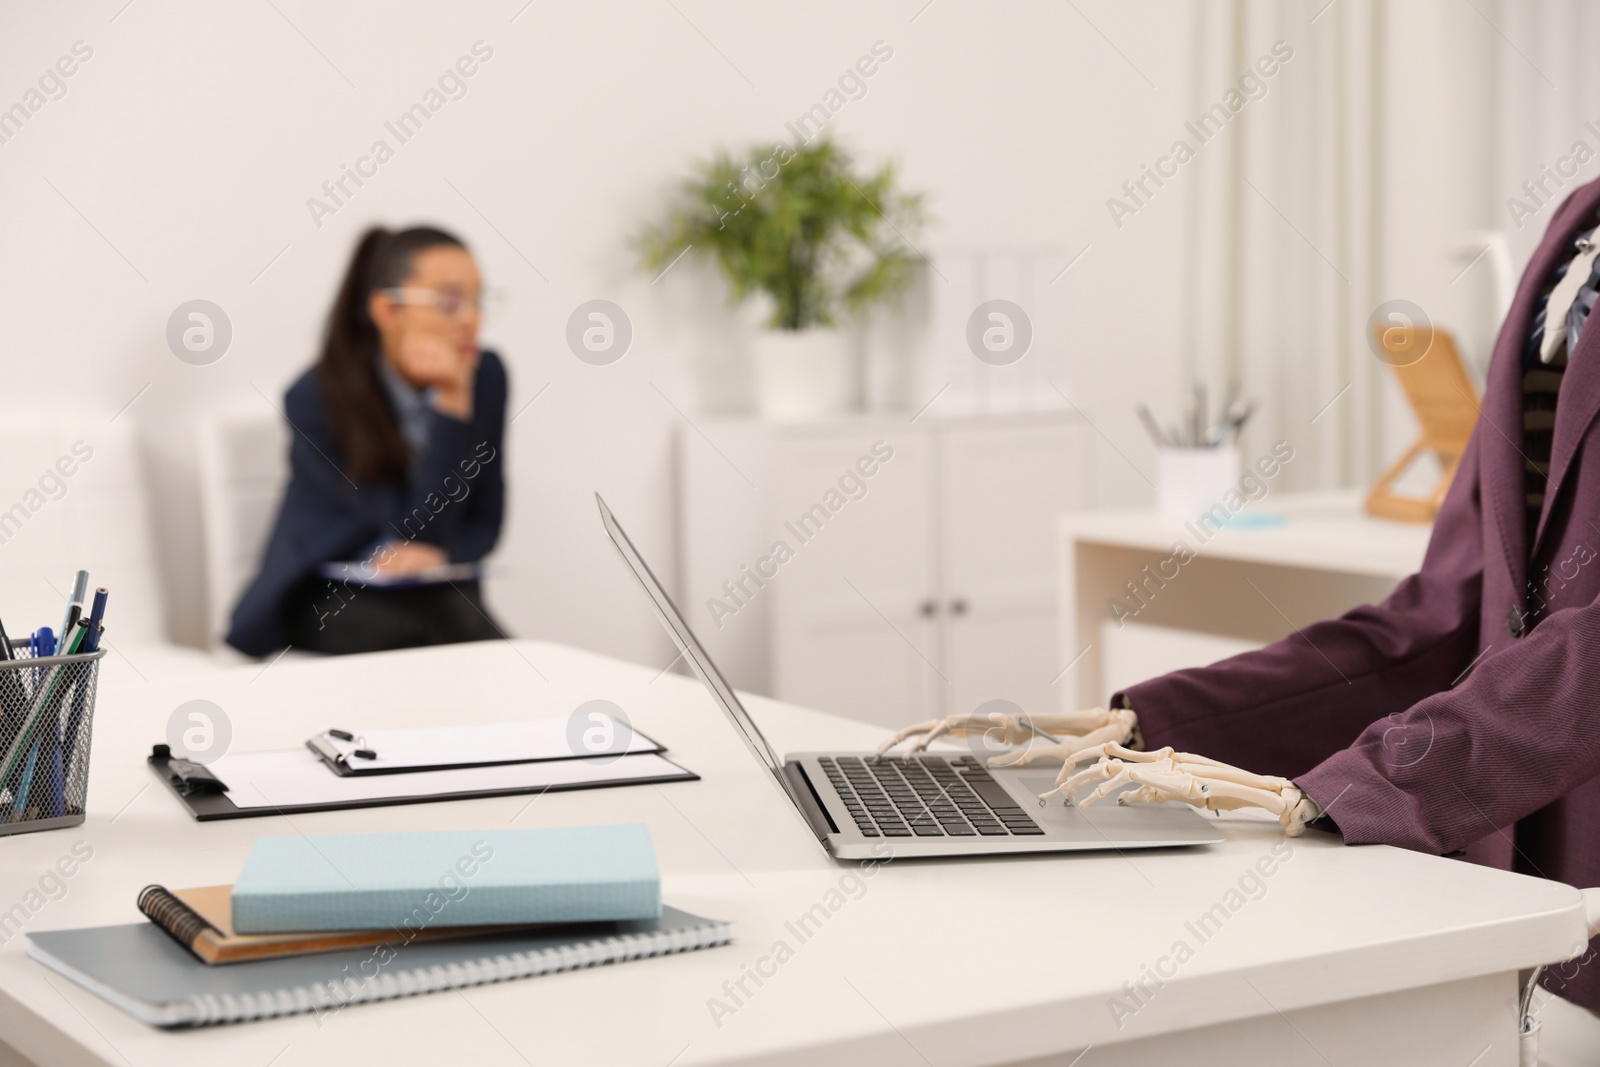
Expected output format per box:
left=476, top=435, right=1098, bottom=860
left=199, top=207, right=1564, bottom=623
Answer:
left=1004, top=769, right=1216, bottom=837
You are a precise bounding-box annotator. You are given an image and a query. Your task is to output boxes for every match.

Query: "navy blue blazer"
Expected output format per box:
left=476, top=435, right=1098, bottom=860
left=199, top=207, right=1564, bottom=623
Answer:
left=226, top=351, right=507, bottom=656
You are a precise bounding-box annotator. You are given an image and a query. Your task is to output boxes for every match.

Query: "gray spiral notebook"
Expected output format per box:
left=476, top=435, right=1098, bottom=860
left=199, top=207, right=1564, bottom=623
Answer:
left=28, top=906, right=732, bottom=1028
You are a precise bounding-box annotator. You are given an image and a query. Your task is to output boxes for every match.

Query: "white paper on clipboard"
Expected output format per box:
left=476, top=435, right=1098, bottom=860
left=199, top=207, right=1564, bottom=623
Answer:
left=209, top=748, right=690, bottom=809
left=308, top=717, right=662, bottom=775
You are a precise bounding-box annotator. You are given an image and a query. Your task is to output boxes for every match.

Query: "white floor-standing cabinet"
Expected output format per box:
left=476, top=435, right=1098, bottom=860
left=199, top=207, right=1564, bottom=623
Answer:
left=677, top=411, right=1089, bottom=730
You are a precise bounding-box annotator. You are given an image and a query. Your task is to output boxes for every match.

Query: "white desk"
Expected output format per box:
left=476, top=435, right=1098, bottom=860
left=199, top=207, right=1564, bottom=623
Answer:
left=1059, top=490, right=1433, bottom=711
left=0, top=640, right=1586, bottom=1067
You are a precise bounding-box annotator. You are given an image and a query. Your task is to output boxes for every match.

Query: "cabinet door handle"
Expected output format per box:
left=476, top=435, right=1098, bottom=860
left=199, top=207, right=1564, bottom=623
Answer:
left=949, top=598, right=969, bottom=616
left=918, top=599, right=939, bottom=618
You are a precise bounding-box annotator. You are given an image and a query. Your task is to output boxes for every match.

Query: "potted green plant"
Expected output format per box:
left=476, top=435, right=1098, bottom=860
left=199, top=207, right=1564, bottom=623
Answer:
left=639, top=138, right=925, bottom=421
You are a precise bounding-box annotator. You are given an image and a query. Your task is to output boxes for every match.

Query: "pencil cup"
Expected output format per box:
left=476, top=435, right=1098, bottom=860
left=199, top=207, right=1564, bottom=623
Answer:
left=0, top=645, right=105, bottom=836
left=1156, top=446, right=1242, bottom=523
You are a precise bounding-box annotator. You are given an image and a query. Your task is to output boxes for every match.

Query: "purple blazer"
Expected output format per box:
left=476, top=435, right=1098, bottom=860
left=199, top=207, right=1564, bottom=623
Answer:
left=1120, top=178, right=1600, bottom=1012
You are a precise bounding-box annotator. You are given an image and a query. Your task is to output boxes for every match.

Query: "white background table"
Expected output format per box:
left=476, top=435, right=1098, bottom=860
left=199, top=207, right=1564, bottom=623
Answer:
left=0, top=640, right=1587, bottom=1066
left=1059, top=490, right=1433, bottom=712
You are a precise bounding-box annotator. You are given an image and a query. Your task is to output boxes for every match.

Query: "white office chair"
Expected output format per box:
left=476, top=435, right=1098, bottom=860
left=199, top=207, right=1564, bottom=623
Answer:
left=195, top=405, right=290, bottom=650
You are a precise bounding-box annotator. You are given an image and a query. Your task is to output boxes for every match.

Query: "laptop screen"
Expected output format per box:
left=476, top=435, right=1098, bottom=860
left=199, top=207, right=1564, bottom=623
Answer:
left=596, top=495, right=801, bottom=806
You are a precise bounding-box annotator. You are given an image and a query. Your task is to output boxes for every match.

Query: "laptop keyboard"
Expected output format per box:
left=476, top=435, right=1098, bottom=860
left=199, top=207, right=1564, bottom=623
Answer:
left=819, top=755, right=1044, bottom=838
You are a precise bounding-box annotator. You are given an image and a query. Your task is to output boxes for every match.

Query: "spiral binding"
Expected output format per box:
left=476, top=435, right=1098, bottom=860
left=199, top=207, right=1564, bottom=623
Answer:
left=137, top=885, right=221, bottom=954
left=175, top=918, right=733, bottom=1026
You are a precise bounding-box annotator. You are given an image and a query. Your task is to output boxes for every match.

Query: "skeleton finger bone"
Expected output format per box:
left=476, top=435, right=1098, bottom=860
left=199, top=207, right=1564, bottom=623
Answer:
left=1069, top=762, right=1140, bottom=807
left=1044, top=746, right=1321, bottom=834
left=988, top=718, right=1139, bottom=769
left=876, top=714, right=1017, bottom=755
left=918, top=712, right=1027, bottom=754
left=877, top=707, right=1134, bottom=759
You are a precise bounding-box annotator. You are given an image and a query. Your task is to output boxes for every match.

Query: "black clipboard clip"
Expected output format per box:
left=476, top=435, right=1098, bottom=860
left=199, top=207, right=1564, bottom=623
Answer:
left=306, top=731, right=378, bottom=773
left=150, top=744, right=229, bottom=796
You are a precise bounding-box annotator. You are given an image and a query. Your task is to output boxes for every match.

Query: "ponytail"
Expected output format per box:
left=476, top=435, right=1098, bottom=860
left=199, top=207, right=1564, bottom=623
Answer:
left=315, top=225, right=467, bottom=484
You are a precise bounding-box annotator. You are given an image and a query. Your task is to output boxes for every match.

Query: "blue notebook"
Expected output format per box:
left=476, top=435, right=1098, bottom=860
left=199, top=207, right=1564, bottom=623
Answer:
left=232, top=825, right=660, bottom=934
left=30, top=906, right=731, bottom=1027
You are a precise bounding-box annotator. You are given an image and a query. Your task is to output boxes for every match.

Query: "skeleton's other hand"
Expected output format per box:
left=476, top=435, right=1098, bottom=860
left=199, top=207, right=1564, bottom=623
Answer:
left=877, top=706, right=1137, bottom=767
left=1044, top=743, right=1322, bottom=836
left=875, top=712, right=1037, bottom=756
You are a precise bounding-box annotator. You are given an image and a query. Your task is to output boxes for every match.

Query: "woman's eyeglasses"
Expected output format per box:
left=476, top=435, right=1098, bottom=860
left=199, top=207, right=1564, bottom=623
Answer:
left=383, top=287, right=503, bottom=319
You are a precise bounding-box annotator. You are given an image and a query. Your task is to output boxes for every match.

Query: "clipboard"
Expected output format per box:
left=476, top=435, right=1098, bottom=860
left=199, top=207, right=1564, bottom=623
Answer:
left=304, top=718, right=665, bottom=777
left=148, top=745, right=698, bottom=822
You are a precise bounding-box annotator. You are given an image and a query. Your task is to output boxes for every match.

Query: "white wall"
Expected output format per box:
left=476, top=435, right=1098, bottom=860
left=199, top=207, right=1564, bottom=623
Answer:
left=1495, top=2, right=1600, bottom=267
left=0, top=1, right=1532, bottom=669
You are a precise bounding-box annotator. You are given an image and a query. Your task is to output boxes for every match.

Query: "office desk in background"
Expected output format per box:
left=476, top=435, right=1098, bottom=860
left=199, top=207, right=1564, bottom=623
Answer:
left=0, top=640, right=1584, bottom=1067
left=1059, top=489, right=1432, bottom=712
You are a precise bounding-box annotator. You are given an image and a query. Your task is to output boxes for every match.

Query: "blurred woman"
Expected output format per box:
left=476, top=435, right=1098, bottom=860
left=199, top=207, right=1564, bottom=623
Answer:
left=227, top=225, right=508, bottom=656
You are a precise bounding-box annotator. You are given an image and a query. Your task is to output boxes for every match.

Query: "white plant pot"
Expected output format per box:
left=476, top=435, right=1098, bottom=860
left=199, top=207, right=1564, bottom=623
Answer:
left=751, top=328, right=854, bottom=422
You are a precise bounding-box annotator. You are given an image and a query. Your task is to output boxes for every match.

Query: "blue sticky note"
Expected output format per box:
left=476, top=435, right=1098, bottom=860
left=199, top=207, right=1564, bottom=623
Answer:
left=231, top=825, right=660, bottom=934
left=1227, top=512, right=1288, bottom=530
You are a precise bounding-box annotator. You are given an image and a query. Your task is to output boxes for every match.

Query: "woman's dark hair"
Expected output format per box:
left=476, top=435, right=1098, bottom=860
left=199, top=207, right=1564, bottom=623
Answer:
left=317, top=225, right=468, bottom=484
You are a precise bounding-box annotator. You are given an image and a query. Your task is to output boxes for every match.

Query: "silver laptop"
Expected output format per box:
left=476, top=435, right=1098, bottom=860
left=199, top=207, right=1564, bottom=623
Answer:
left=598, top=495, right=1223, bottom=861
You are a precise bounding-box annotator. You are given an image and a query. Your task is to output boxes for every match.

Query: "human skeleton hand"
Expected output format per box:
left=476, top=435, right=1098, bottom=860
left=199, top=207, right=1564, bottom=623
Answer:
left=876, top=706, right=1137, bottom=767
left=1048, top=743, right=1322, bottom=836
left=879, top=708, right=1322, bottom=834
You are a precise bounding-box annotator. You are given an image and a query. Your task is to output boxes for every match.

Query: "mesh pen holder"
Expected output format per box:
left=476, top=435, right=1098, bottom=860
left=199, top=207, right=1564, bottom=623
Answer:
left=0, top=645, right=104, bottom=836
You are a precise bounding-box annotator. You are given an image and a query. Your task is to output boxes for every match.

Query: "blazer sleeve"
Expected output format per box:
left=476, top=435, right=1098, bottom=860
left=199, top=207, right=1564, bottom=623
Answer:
left=1287, top=177, right=1600, bottom=849
left=395, top=350, right=507, bottom=563
left=1117, top=430, right=1487, bottom=780
left=1297, top=581, right=1600, bottom=853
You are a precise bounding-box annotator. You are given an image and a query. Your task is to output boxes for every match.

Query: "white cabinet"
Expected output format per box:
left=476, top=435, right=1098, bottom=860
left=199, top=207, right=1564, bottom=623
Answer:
left=939, top=420, right=1090, bottom=719
left=768, top=428, right=940, bottom=729
left=678, top=412, right=1088, bottom=731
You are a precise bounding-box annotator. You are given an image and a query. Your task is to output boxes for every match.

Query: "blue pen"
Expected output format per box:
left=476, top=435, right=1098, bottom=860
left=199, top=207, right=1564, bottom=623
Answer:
left=26, top=713, right=65, bottom=819
left=81, top=589, right=107, bottom=654
left=42, top=748, right=65, bottom=817
left=11, top=748, right=38, bottom=815
left=13, top=627, right=56, bottom=816
left=28, top=627, right=52, bottom=701
left=37, top=625, right=79, bottom=818
left=19, top=622, right=87, bottom=818
left=29, top=626, right=52, bottom=700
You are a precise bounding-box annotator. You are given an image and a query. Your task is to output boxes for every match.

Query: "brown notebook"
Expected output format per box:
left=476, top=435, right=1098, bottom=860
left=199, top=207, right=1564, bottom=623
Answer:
left=137, top=884, right=529, bottom=965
